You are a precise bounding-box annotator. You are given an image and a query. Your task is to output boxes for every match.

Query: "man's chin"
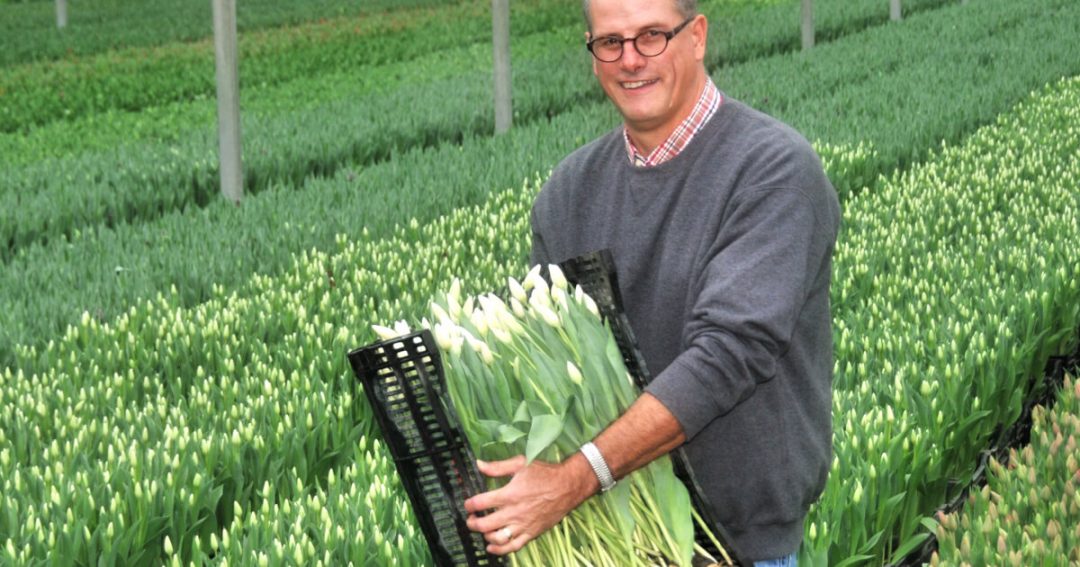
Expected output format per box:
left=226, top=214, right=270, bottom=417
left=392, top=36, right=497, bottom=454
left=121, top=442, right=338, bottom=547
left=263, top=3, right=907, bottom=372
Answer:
left=617, top=107, right=665, bottom=132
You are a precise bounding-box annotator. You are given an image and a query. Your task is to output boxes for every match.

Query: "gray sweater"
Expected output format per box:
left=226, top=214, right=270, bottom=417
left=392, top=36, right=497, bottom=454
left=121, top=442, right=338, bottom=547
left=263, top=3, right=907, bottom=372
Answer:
left=530, top=96, right=840, bottom=561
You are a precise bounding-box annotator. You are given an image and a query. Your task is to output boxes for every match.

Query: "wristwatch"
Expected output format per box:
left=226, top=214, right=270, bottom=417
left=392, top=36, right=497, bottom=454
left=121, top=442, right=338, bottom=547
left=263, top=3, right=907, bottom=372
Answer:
left=580, top=442, right=616, bottom=493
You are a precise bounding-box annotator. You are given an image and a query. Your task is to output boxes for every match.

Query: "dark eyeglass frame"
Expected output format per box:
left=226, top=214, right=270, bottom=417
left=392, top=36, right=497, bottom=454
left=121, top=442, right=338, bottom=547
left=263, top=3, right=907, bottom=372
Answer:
left=586, top=15, right=697, bottom=63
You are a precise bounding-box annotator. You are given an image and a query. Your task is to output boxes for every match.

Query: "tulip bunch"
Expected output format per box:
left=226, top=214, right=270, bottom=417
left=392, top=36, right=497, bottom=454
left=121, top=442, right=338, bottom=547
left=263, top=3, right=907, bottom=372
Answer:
left=930, top=374, right=1080, bottom=565
left=376, top=267, right=729, bottom=566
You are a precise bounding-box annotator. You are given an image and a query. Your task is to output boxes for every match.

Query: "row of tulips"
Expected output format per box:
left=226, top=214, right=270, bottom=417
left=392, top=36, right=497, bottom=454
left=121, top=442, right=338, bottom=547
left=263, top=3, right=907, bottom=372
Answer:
left=1, top=0, right=984, bottom=262
left=0, top=0, right=474, bottom=68
left=0, top=0, right=959, bottom=168
left=2, top=0, right=811, bottom=261
left=930, top=375, right=1080, bottom=566
left=0, top=182, right=542, bottom=564
left=0, top=0, right=579, bottom=134
left=802, top=74, right=1080, bottom=564
left=6, top=0, right=1079, bottom=373
left=2, top=79, right=1079, bottom=566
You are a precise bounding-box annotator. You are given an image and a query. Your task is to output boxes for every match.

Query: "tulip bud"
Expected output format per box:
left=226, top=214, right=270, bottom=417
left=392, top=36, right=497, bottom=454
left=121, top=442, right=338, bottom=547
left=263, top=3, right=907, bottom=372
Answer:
left=522, top=265, right=543, bottom=291
left=508, top=277, right=528, bottom=303
left=371, top=325, right=399, bottom=341
left=549, top=264, right=568, bottom=291
left=566, top=362, right=584, bottom=385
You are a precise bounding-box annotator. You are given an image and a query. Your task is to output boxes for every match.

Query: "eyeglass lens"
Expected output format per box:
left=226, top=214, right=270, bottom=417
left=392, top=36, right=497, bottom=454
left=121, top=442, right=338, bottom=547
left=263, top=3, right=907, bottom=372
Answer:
left=592, top=31, right=668, bottom=62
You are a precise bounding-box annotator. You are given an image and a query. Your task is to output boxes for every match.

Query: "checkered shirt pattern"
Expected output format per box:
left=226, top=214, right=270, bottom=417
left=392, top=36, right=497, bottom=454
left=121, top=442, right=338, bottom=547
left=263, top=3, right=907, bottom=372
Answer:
left=625, top=77, right=722, bottom=167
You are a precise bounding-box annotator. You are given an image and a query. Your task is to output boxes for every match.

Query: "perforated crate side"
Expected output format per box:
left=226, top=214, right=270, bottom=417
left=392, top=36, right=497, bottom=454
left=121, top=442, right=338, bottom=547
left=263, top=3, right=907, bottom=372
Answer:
left=349, top=331, right=504, bottom=567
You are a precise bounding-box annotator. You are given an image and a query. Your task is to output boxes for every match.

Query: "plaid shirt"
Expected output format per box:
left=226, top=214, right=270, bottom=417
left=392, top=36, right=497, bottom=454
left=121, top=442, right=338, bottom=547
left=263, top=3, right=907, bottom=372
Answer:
left=625, top=77, right=722, bottom=167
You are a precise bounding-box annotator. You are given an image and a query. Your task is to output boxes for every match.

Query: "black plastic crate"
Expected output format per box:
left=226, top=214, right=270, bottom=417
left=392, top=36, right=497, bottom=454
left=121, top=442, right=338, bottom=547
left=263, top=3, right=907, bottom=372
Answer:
left=554, top=249, right=749, bottom=567
left=348, top=330, right=504, bottom=567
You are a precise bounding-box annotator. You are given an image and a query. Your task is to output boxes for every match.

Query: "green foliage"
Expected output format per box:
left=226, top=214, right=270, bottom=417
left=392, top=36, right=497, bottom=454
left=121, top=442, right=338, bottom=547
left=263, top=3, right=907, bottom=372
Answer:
left=0, top=178, right=538, bottom=565
left=4, top=0, right=1078, bottom=377
left=0, top=0, right=967, bottom=259
left=0, top=0, right=578, bottom=133
left=0, top=0, right=468, bottom=67
left=930, top=375, right=1080, bottom=566
left=2, top=73, right=1079, bottom=564
left=722, top=0, right=1080, bottom=200
left=803, top=73, right=1080, bottom=564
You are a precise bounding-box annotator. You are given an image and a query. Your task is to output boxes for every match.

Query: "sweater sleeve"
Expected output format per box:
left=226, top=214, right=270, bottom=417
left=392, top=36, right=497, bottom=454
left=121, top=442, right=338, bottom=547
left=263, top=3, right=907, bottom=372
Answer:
left=529, top=198, right=552, bottom=267
left=644, top=180, right=829, bottom=440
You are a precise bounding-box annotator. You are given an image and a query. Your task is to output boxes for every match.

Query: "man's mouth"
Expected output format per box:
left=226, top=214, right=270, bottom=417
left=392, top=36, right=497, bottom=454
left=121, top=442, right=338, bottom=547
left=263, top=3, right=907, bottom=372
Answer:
left=620, top=79, right=658, bottom=90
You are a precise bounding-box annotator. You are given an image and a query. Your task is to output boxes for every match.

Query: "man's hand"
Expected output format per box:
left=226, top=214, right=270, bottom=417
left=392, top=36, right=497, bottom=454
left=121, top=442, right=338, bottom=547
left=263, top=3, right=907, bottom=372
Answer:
left=463, top=453, right=598, bottom=555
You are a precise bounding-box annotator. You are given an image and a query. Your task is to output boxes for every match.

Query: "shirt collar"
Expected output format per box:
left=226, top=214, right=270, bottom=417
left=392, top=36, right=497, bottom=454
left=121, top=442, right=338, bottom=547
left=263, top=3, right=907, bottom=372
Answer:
left=625, top=77, right=722, bottom=167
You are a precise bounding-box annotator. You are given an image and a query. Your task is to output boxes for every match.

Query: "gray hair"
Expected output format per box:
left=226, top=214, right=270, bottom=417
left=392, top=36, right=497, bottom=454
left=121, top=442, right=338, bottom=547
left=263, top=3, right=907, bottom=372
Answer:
left=582, top=0, right=698, bottom=33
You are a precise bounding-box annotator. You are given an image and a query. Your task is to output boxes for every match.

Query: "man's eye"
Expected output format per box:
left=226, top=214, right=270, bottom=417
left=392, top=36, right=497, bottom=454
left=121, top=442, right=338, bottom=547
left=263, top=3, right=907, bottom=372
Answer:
left=644, top=30, right=665, bottom=38
left=599, top=37, right=623, bottom=47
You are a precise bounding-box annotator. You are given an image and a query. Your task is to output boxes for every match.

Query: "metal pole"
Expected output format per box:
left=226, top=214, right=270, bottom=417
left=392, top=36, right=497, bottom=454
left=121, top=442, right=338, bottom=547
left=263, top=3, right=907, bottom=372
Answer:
left=890, top=0, right=902, bottom=21
left=801, top=0, right=814, bottom=51
left=56, top=0, right=67, bottom=29
left=212, top=0, right=243, bottom=203
left=492, top=0, right=512, bottom=134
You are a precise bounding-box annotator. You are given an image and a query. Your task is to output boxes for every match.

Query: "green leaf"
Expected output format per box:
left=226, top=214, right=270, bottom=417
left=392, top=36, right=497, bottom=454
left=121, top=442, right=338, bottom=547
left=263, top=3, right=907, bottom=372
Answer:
left=831, top=554, right=874, bottom=567
left=496, top=424, right=527, bottom=446
left=524, top=414, right=564, bottom=463
left=887, top=532, right=930, bottom=563
left=512, top=400, right=530, bottom=425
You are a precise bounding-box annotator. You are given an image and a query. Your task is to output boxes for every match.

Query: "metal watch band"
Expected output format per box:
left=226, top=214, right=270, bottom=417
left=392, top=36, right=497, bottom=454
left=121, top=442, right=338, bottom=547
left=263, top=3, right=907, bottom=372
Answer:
left=580, top=442, right=616, bottom=493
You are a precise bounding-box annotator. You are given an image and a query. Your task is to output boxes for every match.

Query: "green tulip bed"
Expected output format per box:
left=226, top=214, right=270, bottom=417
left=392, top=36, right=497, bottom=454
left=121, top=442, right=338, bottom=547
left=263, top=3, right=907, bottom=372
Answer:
left=2, top=0, right=1079, bottom=564
left=4, top=0, right=1077, bottom=374
left=931, top=374, right=1080, bottom=565
left=0, top=0, right=965, bottom=261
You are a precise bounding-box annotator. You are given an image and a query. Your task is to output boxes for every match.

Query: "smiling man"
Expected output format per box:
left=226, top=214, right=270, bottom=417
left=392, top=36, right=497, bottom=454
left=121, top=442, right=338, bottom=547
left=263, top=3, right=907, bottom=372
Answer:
left=463, top=0, right=840, bottom=564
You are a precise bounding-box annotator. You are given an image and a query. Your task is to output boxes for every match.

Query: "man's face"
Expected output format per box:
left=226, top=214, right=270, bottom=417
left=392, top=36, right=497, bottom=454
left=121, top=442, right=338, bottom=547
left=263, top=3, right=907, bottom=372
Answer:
left=587, top=0, right=707, bottom=137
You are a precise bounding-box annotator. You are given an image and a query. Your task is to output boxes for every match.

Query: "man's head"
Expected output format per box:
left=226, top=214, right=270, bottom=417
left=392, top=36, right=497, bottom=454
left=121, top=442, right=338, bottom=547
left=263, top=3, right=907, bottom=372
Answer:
left=584, top=0, right=708, bottom=143
left=582, top=0, right=698, bottom=33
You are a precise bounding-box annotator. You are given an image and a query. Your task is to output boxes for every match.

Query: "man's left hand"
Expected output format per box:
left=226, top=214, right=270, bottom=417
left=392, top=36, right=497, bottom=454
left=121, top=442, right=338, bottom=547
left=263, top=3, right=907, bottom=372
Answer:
left=464, top=453, right=598, bottom=555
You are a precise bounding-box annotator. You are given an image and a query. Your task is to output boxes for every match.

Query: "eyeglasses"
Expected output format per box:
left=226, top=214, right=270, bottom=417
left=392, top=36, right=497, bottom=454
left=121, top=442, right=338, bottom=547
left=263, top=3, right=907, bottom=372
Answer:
left=586, top=16, right=696, bottom=63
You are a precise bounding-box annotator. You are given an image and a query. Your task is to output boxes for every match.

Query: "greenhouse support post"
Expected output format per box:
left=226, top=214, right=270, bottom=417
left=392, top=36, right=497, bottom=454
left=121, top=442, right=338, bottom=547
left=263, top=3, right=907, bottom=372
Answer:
left=492, top=0, right=512, bottom=134
left=801, top=0, right=814, bottom=50
left=56, top=0, right=67, bottom=29
left=213, top=0, right=244, bottom=203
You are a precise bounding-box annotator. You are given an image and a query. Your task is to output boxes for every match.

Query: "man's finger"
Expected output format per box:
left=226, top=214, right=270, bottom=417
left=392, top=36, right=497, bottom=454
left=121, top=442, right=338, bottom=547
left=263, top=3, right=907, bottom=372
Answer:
left=486, top=530, right=531, bottom=556
left=465, top=506, right=512, bottom=533
left=477, top=455, right=527, bottom=478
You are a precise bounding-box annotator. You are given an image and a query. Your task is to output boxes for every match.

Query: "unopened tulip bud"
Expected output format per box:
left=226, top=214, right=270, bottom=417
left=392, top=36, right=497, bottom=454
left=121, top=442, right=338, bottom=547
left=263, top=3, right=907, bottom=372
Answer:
left=522, top=265, right=543, bottom=291
left=567, top=362, right=584, bottom=385
left=508, top=277, right=528, bottom=303
left=549, top=264, right=568, bottom=291
left=510, top=298, right=526, bottom=319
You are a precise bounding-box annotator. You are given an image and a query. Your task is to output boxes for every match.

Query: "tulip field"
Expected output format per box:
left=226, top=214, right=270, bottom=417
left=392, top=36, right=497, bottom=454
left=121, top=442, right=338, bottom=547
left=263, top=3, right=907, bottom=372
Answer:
left=2, top=0, right=1079, bottom=565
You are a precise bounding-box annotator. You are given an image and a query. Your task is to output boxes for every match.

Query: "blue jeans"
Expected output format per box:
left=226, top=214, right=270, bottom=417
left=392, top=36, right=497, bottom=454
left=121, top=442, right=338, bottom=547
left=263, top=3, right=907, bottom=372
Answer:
left=754, top=553, right=797, bottom=567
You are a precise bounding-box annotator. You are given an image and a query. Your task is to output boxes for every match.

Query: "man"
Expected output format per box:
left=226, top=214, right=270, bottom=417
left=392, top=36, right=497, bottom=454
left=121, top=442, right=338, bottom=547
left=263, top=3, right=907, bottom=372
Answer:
left=464, top=0, right=839, bottom=564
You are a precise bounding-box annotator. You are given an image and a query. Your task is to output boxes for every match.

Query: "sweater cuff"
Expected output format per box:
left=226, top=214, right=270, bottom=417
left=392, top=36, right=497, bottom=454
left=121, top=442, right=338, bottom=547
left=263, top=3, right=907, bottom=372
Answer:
left=644, top=356, right=738, bottom=441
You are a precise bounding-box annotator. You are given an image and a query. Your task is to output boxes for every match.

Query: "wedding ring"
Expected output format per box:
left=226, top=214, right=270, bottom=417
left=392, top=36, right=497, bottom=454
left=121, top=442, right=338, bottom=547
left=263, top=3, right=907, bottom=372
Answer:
left=498, top=526, right=513, bottom=544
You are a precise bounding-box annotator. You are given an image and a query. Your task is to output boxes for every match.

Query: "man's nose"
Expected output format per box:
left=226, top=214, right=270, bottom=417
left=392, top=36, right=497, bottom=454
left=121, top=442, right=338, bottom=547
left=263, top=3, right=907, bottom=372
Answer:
left=619, top=40, right=647, bottom=72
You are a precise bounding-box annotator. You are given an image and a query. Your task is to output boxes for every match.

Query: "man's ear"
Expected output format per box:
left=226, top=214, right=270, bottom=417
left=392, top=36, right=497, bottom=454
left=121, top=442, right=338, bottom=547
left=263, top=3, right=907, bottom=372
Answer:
left=692, top=15, right=708, bottom=61
left=586, top=31, right=599, bottom=77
